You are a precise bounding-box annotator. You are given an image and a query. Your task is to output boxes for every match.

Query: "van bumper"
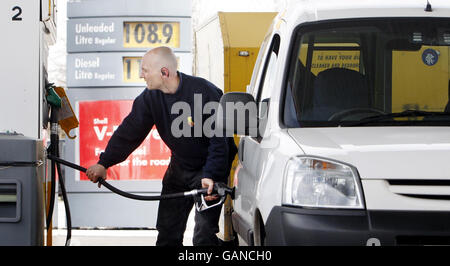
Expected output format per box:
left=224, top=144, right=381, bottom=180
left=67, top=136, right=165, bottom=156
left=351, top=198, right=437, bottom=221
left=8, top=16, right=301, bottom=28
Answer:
left=264, top=206, right=450, bottom=246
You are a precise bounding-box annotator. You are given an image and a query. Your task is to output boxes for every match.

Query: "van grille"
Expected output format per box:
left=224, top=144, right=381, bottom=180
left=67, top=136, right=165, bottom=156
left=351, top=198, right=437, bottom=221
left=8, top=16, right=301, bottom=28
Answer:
left=397, top=235, right=450, bottom=246
left=388, top=180, right=450, bottom=186
left=387, top=179, right=450, bottom=200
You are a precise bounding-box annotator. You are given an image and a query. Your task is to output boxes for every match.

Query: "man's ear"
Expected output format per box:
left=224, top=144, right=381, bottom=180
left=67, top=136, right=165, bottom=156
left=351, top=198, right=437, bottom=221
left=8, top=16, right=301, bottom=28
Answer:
left=161, top=68, right=169, bottom=77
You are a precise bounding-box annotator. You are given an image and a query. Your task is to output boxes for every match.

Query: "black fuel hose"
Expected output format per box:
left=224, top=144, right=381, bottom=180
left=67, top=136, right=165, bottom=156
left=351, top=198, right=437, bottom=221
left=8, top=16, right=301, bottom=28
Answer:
left=46, top=112, right=72, bottom=246
left=55, top=148, right=71, bottom=246
left=47, top=154, right=210, bottom=201
left=46, top=115, right=58, bottom=233
left=47, top=158, right=56, bottom=230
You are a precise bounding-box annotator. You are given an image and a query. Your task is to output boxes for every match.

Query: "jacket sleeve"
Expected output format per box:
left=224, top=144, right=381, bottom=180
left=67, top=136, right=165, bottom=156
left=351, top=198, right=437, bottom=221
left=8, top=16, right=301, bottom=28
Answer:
left=201, top=88, right=229, bottom=181
left=202, top=131, right=229, bottom=181
left=98, top=91, right=154, bottom=169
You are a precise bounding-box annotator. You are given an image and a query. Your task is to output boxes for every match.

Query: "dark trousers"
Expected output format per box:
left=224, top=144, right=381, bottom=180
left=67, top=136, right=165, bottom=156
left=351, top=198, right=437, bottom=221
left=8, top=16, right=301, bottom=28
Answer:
left=155, top=161, right=223, bottom=246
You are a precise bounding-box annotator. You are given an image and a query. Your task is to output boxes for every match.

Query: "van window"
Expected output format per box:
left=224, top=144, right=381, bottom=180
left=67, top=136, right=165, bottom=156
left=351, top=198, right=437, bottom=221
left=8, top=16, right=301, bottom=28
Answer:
left=259, top=51, right=278, bottom=102
left=248, top=34, right=272, bottom=95
left=283, top=18, right=450, bottom=127
left=256, top=34, right=280, bottom=137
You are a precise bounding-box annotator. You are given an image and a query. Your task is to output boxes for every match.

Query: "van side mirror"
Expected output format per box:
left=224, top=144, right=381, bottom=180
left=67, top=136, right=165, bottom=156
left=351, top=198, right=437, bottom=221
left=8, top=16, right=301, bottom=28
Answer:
left=216, top=92, right=258, bottom=137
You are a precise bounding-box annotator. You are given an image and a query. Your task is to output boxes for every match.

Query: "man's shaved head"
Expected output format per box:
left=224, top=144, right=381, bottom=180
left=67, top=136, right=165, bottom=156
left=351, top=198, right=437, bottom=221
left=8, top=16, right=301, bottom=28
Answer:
left=143, top=46, right=178, bottom=73
left=140, top=46, right=180, bottom=93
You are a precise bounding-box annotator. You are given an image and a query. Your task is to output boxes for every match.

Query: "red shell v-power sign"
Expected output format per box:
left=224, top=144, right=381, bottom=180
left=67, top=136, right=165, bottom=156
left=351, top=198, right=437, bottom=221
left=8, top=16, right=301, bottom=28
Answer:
left=78, top=100, right=171, bottom=181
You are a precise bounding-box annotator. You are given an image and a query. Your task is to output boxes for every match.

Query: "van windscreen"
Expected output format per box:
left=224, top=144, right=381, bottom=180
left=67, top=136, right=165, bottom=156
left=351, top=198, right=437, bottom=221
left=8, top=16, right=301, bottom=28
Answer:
left=284, top=18, right=450, bottom=127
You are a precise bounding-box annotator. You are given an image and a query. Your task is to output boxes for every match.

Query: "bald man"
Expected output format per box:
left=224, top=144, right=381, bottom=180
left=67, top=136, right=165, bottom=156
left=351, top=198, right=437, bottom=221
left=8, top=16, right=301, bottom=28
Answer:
left=86, top=47, right=236, bottom=246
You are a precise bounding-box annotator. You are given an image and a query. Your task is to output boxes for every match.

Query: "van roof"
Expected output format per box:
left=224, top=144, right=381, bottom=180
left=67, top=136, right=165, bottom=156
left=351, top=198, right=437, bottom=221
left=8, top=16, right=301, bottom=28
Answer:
left=280, top=0, right=450, bottom=25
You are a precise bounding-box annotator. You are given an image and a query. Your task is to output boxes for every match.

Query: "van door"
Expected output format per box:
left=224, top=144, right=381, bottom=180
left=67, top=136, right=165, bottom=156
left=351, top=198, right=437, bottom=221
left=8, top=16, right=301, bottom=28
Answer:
left=234, top=33, right=280, bottom=244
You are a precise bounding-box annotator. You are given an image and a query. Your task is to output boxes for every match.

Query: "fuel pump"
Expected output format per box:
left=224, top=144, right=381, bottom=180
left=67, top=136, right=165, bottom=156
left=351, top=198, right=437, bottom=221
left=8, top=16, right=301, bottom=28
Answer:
left=0, top=0, right=56, bottom=246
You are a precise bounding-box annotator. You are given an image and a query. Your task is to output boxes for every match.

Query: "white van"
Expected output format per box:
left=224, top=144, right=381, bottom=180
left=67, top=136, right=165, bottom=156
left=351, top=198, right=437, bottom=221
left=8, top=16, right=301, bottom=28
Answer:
left=217, top=0, right=450, bottom=245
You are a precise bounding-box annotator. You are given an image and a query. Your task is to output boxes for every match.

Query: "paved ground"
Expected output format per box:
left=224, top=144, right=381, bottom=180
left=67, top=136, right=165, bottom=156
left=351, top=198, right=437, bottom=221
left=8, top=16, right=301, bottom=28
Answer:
left=51, top=199, right=195, bottom=246
left=52, top=229, right=193, bottom=246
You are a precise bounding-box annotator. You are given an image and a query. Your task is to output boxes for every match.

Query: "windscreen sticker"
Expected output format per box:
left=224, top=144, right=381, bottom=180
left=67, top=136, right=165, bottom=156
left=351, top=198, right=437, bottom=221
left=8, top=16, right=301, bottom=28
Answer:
left=422, top=48, right=439, bottom=66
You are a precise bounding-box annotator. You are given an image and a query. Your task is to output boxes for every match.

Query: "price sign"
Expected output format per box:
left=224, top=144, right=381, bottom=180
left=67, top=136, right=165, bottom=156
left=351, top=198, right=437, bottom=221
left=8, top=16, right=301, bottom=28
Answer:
left=67, top=53, right=190, bottom=87
left=67, top=18, right=190, bottom=52
left=123, top=22, right=180, bottom=48
left=123, top=57, right=142, bottom=83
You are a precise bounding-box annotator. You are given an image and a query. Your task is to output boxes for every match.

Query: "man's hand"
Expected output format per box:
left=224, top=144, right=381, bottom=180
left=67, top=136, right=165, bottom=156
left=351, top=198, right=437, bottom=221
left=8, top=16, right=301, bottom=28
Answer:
left=201, top=178, right=219, bottom=201
left=86, top=164, right=107, bottom=188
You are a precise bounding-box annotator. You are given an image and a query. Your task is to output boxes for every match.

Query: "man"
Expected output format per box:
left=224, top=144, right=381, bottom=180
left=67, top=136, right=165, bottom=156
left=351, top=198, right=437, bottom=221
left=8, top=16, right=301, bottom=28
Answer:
left=86, top=46, right=235, bottom=246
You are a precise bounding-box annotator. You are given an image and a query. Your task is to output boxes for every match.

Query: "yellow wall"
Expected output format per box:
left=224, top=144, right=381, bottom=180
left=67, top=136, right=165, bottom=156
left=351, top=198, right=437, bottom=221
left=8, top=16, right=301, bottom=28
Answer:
left=224, top=47, right=260, bottom=93
left=219, top=12, right=277, bottom=93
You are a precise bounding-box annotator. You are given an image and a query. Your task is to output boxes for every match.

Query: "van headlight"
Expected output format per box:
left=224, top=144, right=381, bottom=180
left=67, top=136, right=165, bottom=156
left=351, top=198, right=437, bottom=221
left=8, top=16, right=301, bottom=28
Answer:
left=283, top=156, right=364, bottom=209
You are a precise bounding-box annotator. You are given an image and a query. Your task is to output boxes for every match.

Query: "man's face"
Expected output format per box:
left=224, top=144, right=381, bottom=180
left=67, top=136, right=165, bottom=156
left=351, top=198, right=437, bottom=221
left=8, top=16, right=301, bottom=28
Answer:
left=140, top=54, right=162, bottom=90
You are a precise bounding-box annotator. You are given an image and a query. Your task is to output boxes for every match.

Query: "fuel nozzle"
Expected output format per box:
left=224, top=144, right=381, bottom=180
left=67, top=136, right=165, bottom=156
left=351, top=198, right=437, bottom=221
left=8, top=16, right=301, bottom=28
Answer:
left=196, top=182, right=235, bottom=199
left=195, top=182, right=235, bottom=212
left=213, top=182, right=235, bottom=200
left=45, top=83, right=62, bottom=108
